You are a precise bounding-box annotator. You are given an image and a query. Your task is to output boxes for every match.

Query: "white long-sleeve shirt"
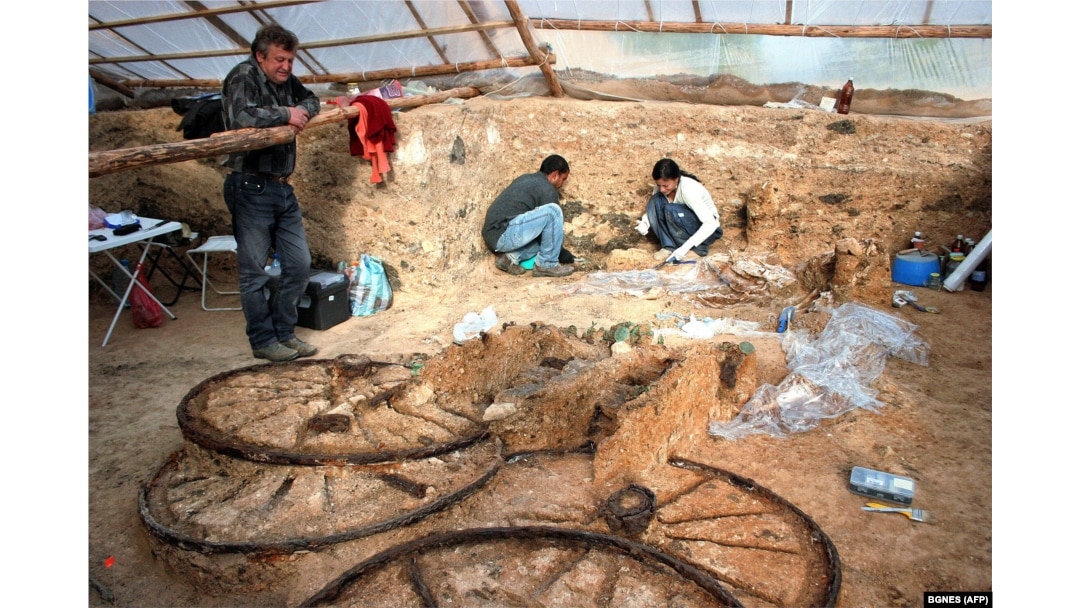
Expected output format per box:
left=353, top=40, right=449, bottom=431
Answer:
left=639, top=176, right=721, bottom=255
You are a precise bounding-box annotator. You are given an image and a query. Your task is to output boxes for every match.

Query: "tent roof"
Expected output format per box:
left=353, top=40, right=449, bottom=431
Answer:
left=89, top=1, right=992, bottom=101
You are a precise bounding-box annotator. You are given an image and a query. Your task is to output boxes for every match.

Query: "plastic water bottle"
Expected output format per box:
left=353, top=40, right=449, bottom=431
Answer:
left=265, top=253, right=281, bottom=276
left=777, top=306, right=796, bottom=333
left=112, top=259, right=132, bottom=307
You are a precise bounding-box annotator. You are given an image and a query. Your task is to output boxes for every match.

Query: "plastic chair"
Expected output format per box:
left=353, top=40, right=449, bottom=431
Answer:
left=185, top=235, right=241, bottom=311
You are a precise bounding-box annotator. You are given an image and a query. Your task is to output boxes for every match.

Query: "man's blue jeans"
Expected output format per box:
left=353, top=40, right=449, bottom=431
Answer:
left=223, top=172, right=312, bottom=349
left=493, top=203, right=564, bottom=267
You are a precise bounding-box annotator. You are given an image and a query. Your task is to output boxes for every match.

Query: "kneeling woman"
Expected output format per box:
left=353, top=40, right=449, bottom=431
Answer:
left=636, top=158, right=724, bottom=261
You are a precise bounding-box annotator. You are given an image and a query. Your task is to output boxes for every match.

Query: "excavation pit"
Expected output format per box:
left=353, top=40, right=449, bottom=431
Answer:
left=140, top=323, right=840, bottom=607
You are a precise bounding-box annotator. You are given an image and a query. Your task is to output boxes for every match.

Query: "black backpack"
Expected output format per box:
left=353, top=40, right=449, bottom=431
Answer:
left=171, top=94, right=225, bottom=140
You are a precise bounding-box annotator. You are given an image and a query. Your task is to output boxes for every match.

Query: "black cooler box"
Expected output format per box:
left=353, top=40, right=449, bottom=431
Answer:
left=266, top=270, right=350, bottom=331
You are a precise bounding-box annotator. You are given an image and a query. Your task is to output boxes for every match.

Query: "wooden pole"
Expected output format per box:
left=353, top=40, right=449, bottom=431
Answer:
left=89, top=87, right=481, bottom=178
left=528, top=19, right=991, bottom=39
left=504, top=1, right=563, bottom=97
left=304, top=54, right=555, bottom=85
left=90, top=69, right=136, bottom=98
left=382, top=85, right=482, bottom=109
left=88, top=0, right=316, bottom=30
left=457, top=0, right=503, bottom=59
left=120, top=54, right=554, bottom=89
left=404, top=0, right=453, bottom=65
left=91, top=21, right=516, bottom=66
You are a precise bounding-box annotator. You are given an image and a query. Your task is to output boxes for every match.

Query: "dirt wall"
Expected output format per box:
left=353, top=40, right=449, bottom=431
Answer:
left=88, top=97, right=991, bottom=301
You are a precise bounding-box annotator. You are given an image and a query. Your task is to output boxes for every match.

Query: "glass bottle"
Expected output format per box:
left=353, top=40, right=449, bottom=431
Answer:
left=836, top=78, right=854, bottom=115
left=969, top=257, right=988, bottom=291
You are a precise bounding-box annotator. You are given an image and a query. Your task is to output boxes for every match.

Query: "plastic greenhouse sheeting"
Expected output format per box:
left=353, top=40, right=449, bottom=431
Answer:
left=89, top=1, right=991, bottom=111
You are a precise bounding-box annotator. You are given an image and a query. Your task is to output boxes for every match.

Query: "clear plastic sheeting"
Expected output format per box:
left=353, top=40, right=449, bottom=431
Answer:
left=651, top=312, right=774, bottom=341
left=708, top=302, right=929, bottom=440
left=88, top=1, right=990, bottom=118
left=560, top=263, right=723, bottom=297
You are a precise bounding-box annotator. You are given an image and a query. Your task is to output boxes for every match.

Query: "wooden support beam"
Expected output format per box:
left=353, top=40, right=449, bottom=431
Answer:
left=90, top=21, right=516, bottom=66
left=88, top=0, right=317, bottom=30
left=90, top=69, right=136, bottom=98
left=504, top=0, right=563, bottom=97
left=405, top=0, right=453, bottom=65
left=183, top=0, right=256, bottom=54
left=89, top=87, right=481, bottom=178
left=457, top=0, right=503, bottom=59
left=304, top=53, right=554, bottom=84
left=381, top=85, right=482, bottom=109
left=121, top=54, right=554, bottom=89
left=528, top=19, right=991, bottom=39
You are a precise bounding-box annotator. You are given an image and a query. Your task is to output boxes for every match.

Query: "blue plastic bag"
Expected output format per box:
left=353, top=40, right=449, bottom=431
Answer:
left=349, top=254, right=392, bottom=316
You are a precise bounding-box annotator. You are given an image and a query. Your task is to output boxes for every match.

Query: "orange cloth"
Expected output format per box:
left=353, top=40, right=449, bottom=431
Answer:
left=348, top=96, right=395, bottom=184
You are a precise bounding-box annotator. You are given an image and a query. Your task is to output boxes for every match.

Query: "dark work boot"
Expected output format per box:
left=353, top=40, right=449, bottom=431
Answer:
left=494, top=254, right=526, bottom=276
left=252, top=342, right=299, bottom=362
left=533, top=264, right=574, bottom=278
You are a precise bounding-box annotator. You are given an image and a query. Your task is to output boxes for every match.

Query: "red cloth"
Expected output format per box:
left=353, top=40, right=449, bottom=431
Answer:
left=347, top=94, right=397, bottom=183
left=348, top=94, right=396, bottom=156
left=347, top=98, right=392, bottom=183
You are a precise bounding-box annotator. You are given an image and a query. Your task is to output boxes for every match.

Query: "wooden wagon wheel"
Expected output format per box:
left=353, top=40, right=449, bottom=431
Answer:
left=290, top=450, right=839, bottom=607
left=175, top=355, right=486, bottom=465
left=635, top=457, right=842, bottom=608
left=138, top=436, right=503, bottom=556
left=300, top=526, right=744, bottom=607
left=434, top=449, right=840, bottom=608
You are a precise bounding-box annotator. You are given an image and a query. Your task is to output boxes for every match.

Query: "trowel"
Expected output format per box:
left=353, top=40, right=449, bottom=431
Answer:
left=898, top=293, right=939, bottom=314
left=652, top=257, right=696, bottom=270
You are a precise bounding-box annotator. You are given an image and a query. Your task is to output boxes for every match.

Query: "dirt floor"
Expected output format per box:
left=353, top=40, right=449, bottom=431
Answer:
left=85, top=94, right=992, bottom=607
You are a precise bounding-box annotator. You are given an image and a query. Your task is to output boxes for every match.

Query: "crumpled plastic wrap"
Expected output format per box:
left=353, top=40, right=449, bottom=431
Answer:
left=708, top=302, right=929, bottom=440
left=560, top=263, right=722, bottom=297
left=453, top=306, right=497, bottom=344
left=651, top=313, right=773, bottom=340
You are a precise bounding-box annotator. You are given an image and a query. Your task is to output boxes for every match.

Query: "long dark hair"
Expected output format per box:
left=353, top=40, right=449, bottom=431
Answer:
left=652, top=158, right=702, bottom=186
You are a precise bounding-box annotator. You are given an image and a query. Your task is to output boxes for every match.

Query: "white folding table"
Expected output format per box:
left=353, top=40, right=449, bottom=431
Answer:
left=89, top=218, right=182, bottom=347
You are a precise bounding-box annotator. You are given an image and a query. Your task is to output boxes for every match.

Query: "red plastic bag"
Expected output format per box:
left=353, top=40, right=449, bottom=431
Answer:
left=130, top=263, right=163, bottom=329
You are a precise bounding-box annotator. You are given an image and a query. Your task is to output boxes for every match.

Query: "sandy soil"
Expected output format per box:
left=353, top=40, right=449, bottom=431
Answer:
left=85, top=96, right=992, bottom=607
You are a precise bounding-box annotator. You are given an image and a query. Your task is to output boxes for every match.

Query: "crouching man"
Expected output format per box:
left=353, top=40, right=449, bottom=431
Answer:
left=481, top=155, right=575, bottom=278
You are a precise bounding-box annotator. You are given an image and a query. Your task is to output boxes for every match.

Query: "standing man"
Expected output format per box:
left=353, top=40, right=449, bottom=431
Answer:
left=482, top=154, right=575, bottom=278
left=222, top=25, right=321, bottom=362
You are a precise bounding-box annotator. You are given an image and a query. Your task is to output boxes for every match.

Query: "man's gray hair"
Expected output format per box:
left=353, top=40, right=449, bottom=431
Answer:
left=251, top=25, right=300, bottom=57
